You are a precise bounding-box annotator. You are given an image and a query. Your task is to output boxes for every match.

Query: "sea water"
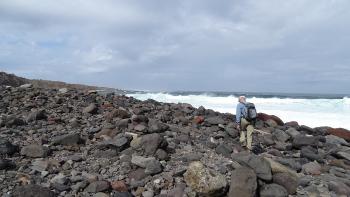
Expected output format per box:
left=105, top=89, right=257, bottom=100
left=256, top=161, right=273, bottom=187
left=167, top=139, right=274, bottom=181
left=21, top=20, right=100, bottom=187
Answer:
left=127, top=92, right=350, bottom=130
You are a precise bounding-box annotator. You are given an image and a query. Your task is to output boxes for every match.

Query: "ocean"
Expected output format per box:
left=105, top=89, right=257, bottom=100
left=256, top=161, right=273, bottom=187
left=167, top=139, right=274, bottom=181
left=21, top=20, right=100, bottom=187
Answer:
left=126, top=91, right=350, bottom=130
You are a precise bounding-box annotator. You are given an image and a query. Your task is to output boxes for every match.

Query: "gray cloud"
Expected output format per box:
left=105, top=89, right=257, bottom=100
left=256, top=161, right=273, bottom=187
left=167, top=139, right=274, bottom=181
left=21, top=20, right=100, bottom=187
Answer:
left=0, top=0, right=349, bottom=94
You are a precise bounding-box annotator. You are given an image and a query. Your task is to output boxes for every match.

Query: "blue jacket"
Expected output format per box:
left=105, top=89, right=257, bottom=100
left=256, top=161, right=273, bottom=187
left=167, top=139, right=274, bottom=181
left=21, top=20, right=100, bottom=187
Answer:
left=236, top=102, right=247, bottom=123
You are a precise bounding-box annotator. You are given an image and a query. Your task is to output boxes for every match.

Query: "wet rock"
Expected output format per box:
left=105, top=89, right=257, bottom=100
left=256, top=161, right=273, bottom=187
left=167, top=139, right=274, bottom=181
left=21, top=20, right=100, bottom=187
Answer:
left=273, top=173, right=298, bottom=194
left=0, top=139, right=19, bottom=155
left=52, top=133, right=82, bottom=145
left=20, top=144, right=50, bottom=158
left=228, top=166, right=257, bottom=197
left=184, top=161, right=227, bottom=196
left=13, top=185, right=55, bottom=197
left=259, top=183, right=288, bottom=197
left=85, top=181, right=110, bottom=193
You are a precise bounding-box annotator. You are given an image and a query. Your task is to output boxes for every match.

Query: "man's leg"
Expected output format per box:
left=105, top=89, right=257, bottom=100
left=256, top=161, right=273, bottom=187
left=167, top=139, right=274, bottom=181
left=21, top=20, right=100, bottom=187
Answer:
left=239, top=130, right=246, bottom=146
left=240, top=118, right=249, bottom=146
left=246, top=125, right=254, bottom=150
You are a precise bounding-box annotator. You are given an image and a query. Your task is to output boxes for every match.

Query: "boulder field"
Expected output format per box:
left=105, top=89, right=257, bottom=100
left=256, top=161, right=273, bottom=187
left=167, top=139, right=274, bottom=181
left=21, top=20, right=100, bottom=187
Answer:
left=1, top=84, right=350, bottom=197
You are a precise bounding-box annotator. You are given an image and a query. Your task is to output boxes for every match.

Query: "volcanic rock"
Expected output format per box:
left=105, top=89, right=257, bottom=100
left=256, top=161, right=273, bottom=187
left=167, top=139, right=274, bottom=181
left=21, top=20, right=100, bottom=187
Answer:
left=184, top=161, right=227, bottom=196
left=228, top=166, right=257, bottom=197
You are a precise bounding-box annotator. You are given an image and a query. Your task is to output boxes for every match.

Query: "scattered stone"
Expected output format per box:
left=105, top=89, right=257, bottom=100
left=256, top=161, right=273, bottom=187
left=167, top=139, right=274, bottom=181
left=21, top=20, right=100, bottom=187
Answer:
left=328, top=180, right=350, bottom=196
left=233, top=153, right=272, bottom=181
left=83, top=103, right=98, bottom=114
left=184, top=161, right=227, bottom=196
left=302, top=161, right=322, bottom=175
left=273, top=173, right=298, bottom=194
left=26, top=110, right=47, bottom=122
left=273, top=129, right=290, bottom=142
left=0, top=158, right=16, bottom=170
left=259, top=183, right=288, bottom=197
left=85, top=181, right=110, bottom=193
left=0, top=139, right=19, bottom=155
left=215, top=144, right=233, bottom=157
left=205, top=116, right=225, bottom=125
left=327, top=128, right=350, bottom=141
left=228, top=166, right=257, bottom=197
left=21, top=144, right=50, bottom=158
left=292, top=135, right=319, bottom=148
left=286, top=127, right=300, bottom=138
left=13, top=185, right=55, bottom=197
left=325, top=135, right=349, bottom=146
left=336, top=151, right=350, bottom=161
left=111, top=180, right=128, bottom=192
left=52, top=133, right=82, bottom=145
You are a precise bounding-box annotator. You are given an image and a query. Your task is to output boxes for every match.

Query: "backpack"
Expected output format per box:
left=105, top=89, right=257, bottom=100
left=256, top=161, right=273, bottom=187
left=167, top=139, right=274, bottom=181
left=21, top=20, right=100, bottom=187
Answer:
left=244, top=102, right=257, bottom=121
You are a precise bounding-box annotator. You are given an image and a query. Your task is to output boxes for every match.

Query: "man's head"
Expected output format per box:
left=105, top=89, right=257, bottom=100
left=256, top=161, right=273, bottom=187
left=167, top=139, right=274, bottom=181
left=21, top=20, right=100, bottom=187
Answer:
left=238, top=96, right=246, bottom=103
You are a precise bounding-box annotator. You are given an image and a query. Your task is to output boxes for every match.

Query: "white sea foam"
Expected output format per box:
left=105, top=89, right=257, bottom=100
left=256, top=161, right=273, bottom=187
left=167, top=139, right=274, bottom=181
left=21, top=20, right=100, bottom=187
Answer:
left=127, top=93, right=350, bottom=129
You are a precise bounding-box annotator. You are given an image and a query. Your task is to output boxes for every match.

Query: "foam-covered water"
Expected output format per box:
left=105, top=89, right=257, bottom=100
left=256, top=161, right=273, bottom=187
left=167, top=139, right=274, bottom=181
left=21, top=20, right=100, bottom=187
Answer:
left=127, top=92, right=350, bottom=129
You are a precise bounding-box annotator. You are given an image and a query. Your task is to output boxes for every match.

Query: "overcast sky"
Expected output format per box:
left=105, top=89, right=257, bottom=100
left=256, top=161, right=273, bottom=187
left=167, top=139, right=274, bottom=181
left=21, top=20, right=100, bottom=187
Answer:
left=0, top=0, right=349, bottom=94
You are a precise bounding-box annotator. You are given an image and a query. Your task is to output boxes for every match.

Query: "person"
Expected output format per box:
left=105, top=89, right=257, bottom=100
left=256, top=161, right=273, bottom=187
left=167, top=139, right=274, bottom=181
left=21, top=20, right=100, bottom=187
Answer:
left=236, top=96, right=254, bottom=150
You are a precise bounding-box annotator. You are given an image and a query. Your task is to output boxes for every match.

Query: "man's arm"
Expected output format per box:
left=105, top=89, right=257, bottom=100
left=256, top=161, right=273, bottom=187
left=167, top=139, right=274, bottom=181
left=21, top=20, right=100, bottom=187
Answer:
left=236, top=104, right=241, bottom=123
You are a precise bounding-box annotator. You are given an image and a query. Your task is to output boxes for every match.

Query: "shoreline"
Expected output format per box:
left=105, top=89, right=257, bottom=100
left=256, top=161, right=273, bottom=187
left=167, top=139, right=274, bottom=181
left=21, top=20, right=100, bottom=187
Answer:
left=1, top=84, right=350, bottom=196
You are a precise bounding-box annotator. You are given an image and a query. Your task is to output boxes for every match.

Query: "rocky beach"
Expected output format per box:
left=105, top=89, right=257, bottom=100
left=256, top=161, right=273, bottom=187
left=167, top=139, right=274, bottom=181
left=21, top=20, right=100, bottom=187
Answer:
left=1, top=74, right=350, bottom=197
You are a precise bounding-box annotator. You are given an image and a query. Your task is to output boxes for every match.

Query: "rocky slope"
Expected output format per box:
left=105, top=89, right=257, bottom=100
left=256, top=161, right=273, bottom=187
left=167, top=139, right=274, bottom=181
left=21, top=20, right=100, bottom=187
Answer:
left=0, top=71, right=124, bottom=94
left=1, top=84, right=350, bottom=197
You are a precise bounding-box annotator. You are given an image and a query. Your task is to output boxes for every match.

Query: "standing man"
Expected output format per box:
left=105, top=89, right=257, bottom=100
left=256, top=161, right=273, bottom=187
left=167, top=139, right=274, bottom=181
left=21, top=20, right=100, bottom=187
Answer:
left=236, top=96, right=254, bottom=150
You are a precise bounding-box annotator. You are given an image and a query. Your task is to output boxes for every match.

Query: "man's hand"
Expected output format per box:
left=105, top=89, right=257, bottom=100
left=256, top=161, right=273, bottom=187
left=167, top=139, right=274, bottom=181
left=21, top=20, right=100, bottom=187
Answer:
left=236, top=124, right=241, bottom=131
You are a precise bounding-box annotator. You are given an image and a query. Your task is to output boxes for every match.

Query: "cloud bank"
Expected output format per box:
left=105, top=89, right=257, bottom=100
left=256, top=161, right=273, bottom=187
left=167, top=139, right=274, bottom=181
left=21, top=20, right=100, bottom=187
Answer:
left=1, top=0, right=350, bottom=93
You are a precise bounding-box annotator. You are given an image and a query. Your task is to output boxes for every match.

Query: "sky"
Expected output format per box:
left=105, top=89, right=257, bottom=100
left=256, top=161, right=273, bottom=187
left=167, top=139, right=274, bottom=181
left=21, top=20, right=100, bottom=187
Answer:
left=0, top=0, right=350, bottom=94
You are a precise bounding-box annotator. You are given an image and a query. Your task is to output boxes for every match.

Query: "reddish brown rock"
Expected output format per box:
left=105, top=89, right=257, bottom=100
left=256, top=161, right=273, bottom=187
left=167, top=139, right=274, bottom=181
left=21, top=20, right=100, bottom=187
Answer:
left=258, top=113, right=284, bottom=126
left=193, top=116, right=204, bottom=124
left=111, top=180, right=128, bottom=192
left=327, top=128, right=350, bottom=141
